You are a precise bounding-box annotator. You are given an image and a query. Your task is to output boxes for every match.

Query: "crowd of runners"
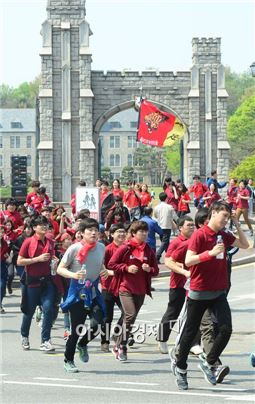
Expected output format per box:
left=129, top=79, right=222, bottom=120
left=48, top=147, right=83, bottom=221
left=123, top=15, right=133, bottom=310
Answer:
left=0, top=171, right=254, bottom=390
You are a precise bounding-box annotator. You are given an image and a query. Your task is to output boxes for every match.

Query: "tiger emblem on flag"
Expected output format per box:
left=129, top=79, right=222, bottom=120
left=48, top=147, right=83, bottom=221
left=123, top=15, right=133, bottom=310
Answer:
left=144, top=112, right=168, bottom=133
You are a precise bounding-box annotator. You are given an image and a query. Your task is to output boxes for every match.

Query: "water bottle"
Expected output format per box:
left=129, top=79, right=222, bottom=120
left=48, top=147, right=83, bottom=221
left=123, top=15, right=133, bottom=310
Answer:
left=216, top=235, right=224, bottom=259
left=50, top=259, right=56, bottom=276
left=78, top=264, right=86, bottom=285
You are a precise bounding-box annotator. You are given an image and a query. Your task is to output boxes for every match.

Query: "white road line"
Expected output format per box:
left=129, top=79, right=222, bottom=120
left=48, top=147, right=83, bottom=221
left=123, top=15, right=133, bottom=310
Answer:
left=114, top=382, right=159, bottom=386
left=0, top=374, right=8, bottom=377
left=225, top=396, right=255, bottom=402
left=228, top=294, right=255, bottom=303
left=34, top=377, right=78, bottom=382
left=2, top=381, right=253, bottom=400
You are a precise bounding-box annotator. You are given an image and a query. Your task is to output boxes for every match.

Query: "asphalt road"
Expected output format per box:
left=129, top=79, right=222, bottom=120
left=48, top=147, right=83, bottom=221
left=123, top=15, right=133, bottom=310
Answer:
left=1, top=263, right=255, bottom=404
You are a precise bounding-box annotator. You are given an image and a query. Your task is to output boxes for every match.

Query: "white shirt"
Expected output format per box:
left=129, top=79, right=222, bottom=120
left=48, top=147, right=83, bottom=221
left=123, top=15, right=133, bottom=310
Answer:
left=153, top=202, right=178, bottom=229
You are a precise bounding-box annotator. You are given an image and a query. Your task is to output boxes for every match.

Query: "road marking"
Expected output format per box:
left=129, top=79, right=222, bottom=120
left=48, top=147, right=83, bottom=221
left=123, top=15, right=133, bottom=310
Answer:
left=34, top=377, right=78, bottom=382
left=0, top=374, right=8, bottom=377
left=114, top=382, right=159, bottom=386
left=233, top=262, right=255, bottom=270
left=2, top=381, right=254, bottom=400
left=228, top=294, right=255, bottom=303
left=225, top=396, right=255, bottom=402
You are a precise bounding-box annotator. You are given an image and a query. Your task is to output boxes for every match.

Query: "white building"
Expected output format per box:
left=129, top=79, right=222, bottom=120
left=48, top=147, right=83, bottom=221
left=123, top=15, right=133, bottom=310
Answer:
left=0, top=109, right=37, bottom=186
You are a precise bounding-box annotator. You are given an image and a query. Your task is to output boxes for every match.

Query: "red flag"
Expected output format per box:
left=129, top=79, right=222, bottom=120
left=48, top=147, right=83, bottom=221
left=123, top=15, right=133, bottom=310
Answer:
left=137, top=100, right=185, bottom=147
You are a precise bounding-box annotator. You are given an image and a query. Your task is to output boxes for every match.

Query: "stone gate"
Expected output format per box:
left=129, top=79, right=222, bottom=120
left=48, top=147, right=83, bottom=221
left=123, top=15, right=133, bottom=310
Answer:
left=38, top=0, right=230, bottom=201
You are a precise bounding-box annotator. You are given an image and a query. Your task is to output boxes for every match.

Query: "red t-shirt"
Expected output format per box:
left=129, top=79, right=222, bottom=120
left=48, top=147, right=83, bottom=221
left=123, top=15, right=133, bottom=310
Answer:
left=1, top=210, right=23, bottom=229
left=165, top=187, right=178, bottom=210
left=236, top=188, right=249, bottom=209
left=187, top=225, right=236, bottom=291
left=165, top=234, right=187, bottom=289
left=0, top=239, right=10, bottom=261
left=178, top=192, right=191, bottom=212
left=123, top=190, right=140, bottom=209
left=227, top=186, right=238, bottom=207
left=19, top=236, right=55, bottom=281
left=140, top=192, right=152, bottom=207
left=112, top=188, right=124, bottom=200
left=189, top=182, right=208, bottom=199
left=203, top=191, right=221, bottom=207
left=170, top=240, right=190, bottom=288
left=102, top=242, right=119, bottom=290
left=26, top=191, right=38, bottom=206
left=100, top=190, right=110, bottom=207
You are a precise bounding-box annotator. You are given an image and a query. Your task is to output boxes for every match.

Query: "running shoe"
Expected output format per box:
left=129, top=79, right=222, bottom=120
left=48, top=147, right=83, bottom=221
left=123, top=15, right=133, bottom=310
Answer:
left=0, top=305, right=5, bottom=314
left=198, top=360, right=216, bottom=385
left=117, top=345, right=127, bottom=362
left=40, top=340, right=55, bottom=352
left=21, top=337, right=30, bottom=350
left=64, top=330, right=70, bottom=341
left=251, top=352, right=255, bottom=368
left=175, top=367, right=188, bottom=390
left=64, top=360, right=79, bottom=373
left=101, top=343, right=110, bottom=352
left=213, top=365, right=230, bottom=383
left=77, top=344, right=89, bottom=362
left=158, top=341, right=168, bottom=354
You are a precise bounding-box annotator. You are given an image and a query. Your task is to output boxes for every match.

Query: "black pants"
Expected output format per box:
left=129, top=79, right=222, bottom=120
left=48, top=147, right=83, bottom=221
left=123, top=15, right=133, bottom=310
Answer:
left=176, top=293, right=232, bottom=370
left=65, top=299, right=105, bottom=362
left=101, top=289, right=124, bottom=344
left=156, top=229, right=171, bottom=260
left=157, top=288, right=186, bottom=342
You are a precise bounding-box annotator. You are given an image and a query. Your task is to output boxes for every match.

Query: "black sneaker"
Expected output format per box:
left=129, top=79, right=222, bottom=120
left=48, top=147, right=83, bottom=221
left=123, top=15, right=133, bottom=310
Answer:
left=175, top=367, right=188, bottom=390
left=214, top=365, right=230, bottom=383
left=117, top=345, right=127, bottom=362
left=127, top=337, right=135, bottom=347
left=198, top=361, right=217, bottom=385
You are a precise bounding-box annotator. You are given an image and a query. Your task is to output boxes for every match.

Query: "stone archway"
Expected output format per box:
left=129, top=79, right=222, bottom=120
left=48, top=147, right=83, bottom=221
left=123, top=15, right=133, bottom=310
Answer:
left=39, top=0, right=230, bottom=201
left=93, top=99, right=188, bottom=182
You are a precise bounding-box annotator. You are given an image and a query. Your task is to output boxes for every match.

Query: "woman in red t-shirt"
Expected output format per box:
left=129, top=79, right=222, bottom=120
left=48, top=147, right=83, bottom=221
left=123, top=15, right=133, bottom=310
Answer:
left=177, top=184, right=191, bottom=217
left=236, top=180, right=253, bottom=236
left=163, top=179, right=179, bottom=211
left=203, top=183, right=222, bottom=208
left=112, top=179, right=124, bottom=200
left=140, top=184, right=152, bottom=214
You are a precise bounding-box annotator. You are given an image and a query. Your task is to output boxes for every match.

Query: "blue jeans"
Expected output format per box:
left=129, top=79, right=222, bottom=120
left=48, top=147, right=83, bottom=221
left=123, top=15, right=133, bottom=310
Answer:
left=21, top=282, right=56, bottom=342
left=0, top=261, right=8, bottom=304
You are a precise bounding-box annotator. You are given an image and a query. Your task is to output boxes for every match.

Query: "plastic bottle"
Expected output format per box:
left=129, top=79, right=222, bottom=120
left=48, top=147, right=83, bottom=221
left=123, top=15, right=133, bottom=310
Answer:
left=78, top=264, right=86, bottom=284
left=216, top=235, right=224, bottom=259
left=50, top=259, right=56, bottom=276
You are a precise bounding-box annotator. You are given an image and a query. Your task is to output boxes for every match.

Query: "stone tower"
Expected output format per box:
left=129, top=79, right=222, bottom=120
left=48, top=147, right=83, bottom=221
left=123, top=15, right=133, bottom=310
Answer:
left=38, top=0, right=94, bottom=201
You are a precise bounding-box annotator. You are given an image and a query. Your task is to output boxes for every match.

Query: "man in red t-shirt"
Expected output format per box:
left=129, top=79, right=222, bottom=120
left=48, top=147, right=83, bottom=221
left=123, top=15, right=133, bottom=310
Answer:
left=235, top=180, right=253, bottom=236
left=17, top=216, right=57, bottom=352
left=157, top=216, right=194, bottom=353
left=188, top=175, right=208, bottom=208
left=174, top=201, right=249, bottom=390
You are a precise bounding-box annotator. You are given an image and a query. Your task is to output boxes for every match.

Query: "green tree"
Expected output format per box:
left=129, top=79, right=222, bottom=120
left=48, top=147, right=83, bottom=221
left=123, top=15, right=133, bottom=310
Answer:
left=229, top=155, right=255, bottom=179
left=227, top=95, right=255, bottom=168
left=101, top=167, right=111, bottom=181
left=225, top=67, right=255, bottom=117
left=134, top=144, right=167, bottom=184
left=164, top=143, right=181, bottom=178
left=121, top=166, right=134, bottom=183
left=0, top=76, right=41, bottom=108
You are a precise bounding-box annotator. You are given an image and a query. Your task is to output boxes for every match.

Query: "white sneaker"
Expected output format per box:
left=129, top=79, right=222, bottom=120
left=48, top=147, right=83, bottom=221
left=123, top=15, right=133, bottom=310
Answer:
left=40, top=340, right=55, bottom=352
left=158, top=341, right=168, bottom=354
left=190, top=344, right=203, bottom=355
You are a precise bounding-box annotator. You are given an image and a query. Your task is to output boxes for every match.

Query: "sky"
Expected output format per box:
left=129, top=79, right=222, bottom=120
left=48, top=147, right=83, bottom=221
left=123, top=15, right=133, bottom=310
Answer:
left=0, top=0, right=254, bottom=87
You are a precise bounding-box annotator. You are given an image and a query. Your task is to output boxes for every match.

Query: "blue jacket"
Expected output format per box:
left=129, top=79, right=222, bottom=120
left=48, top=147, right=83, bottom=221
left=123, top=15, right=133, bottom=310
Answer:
left=141, top=215, right=163, bottom=250
left=207, top=178, right=227, bottom=191
left=61, top=277, right=105, bottom=315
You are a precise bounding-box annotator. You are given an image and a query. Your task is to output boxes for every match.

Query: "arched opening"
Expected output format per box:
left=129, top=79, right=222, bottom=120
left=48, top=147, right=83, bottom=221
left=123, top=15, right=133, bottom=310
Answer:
left=94, top=100, right=188, bottom=185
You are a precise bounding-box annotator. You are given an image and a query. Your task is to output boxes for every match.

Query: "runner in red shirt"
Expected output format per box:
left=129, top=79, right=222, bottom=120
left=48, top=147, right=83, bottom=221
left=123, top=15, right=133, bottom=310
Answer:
left=17, top=215, right=57, bottom=352
left=108, top=220, right=159, bottom=361
left=189, top=175, right=208, bottom=208
left=235, top=180, right=253, bottom=236
left=203, top=183, right=221, bottom=208
left=140, top=183, right=152, bottom=215
left=174, top=201, right=249, bottom=390
left=111, top=179, right=124, bottom=200
left=25, top=180, right=40, bottom=211
left=100, top=224, right=126, bottom=353
left=123, top=181, right=141, bottom=221
left=177, top=184, right=191, bottom=217
left=0, top=198, right=23, bottom=231
left=157, top=216, right=194, bottom=353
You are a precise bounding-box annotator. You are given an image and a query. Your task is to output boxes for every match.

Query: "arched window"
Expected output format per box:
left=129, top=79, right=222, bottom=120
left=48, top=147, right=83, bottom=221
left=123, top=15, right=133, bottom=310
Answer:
left=115, top=154, right=120, bottom=167
left=27, top=155, right=31, bottom=167
left=109, top=154, right=115, bottom=167
left=127, top=154, right=133, bottom=166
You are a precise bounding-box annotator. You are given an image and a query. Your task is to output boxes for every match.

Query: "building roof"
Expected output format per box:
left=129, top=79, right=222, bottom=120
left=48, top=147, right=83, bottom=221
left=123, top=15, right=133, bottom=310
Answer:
left=101, top=108, right=138, bottom=132
left=0, top=109, right=36, bottom=132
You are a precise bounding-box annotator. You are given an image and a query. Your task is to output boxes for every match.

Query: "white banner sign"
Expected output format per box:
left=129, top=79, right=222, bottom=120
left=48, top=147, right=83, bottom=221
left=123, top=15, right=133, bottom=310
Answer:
left=75, top=187, right=100, bottom=220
